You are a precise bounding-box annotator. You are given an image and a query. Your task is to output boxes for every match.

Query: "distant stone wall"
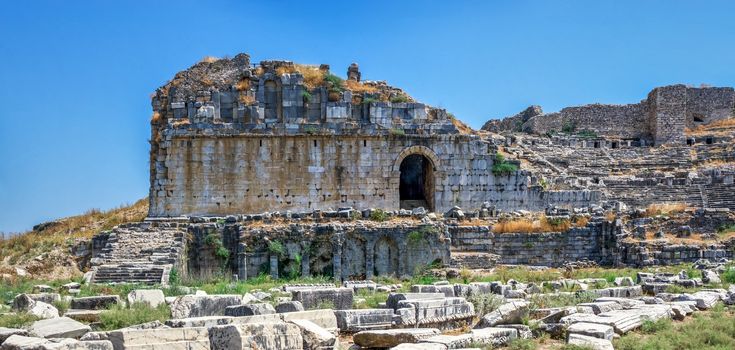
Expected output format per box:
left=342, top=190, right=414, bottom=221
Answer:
left=449, top=220, right=621, bottom=267
left=487, top=85, right=735, bottom=145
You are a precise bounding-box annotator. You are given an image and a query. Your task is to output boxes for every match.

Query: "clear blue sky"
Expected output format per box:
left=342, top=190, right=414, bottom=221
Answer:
left=1, top=1, right=734, bottom=233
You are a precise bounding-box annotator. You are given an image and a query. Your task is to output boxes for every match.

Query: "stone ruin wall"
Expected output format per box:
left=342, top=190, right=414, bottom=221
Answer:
left=490, top=85, right=735, bottom=145
left=184, top=222, right=450, bottom=281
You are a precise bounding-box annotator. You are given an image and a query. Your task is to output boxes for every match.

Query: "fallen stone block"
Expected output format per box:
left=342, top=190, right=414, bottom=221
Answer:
left=276, top=301, right=305, bottom=313
left=170, top=294, right=246, bottom=318
left=642, top=282, right=671, bottom=295
left=594, top=297, right=644, bottom=309
left=577, top=301, right=623, bottom=314
left=0, top=328, right=29, bottom=343
left=386, top=293, right=445, bottom=310
left=289, top=319, right=336, bottom=350
left=71, top=296, right=121, bottom=310
left=691, top=291, right=721, bottom=309
left=567, top=322, right=614, bottom=340
left=165, top=316, right=235, bottom=328
left=108, top=327, right=209, bottom=350
left=278, top=310, right=338, bottom=331
left=591, top=286, right=642, bottom=298
left=225, top=303, right=276, bottom=316
left=421, top=334, right=473, bottom=348
left=208, top=323, right=302, bottom=350
left=344, top=281, right=377, bottom=293
left=477, top=301, right=529, bottom=328
left=352, top=328, right=440, bottom=348
left=614, top=277, right=635, bottom=287
left=397, top=297, right=475, bottom=328
left=127, top=289, right=165, bottom=308
left=470, top=327, right=518, bottom=346
left=391, top=343, right=447, bottom=350
left=497, top=325, right=532, bottom=339
left=0, top=335, right=113, bottom=350
left=410, top=285, right=455, bottom=297
left=568, top=333, right=613, bottom=350
left=11, top=294, right=59, bottom=320
left=64, top=309, right=104, bottom=323
left=292, top=288, right=353, bottom=310
left=30, top=317, right=91, bottom=339
left=22, top=293, right=61, bottom=306
left=334, top=309, right=393, bottom=332
left=560, top=305, right=672, bottom=334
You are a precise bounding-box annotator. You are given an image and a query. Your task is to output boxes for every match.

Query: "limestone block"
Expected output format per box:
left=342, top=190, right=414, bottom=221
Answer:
left=292, top=288, right=353, bottom=310
left=71, top=296, right=121, bottom=310
left=170, top=294, right=246, bottom=318
left=470, top=327, right=518, bottom=346
left=30, top=317, right=91, bottom=339
left=410, top=285, right=455, bottom=297
left=477, top=301, right=529, bottom=328
left=386, top=293, right=444, bottom=310
left=0, top=335, right=112, bottom=350
left=567, top=334, right=613, bottom=350
left=391, top=343, right=447, bottom=350
left=107, top=327, right=209, bottom=350
left=702, top=270, right=721, bottom=284
left=334, top=309, right=393, bottom=332
left=421, top=334, right=473, bottom=348
left=577, top=301, right=623, bottom=314
left=165, top=316, right=234, bottom=328
left=23, top=293, right=61, bottom=306
left=279, top=310, right=338, bottom=331
left=289, top=319, right=336, bottom=350
left=224, top=303, right=276, bottom=316
left=567, top=322, right=614, bottom=340
left=64, top=309, right=104, bottom=323
left=208, top=323, right=302, bottom=350
left=276, top=301, right=305, bottom=313
left=0, top=328, right=29, bottom=344
left=397, top=297, right=475, bottom=326
left=127, top=290, right=165, bottom=308
left=352, top=328, right=440, bottom=348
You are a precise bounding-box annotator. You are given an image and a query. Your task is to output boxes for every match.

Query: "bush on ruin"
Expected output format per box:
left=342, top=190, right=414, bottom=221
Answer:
left=390, top=94, right=410, bottom=103
left=492, top=153, right=518, bottom=176
left=369, top=209, right=389, bottom=222
left=324, top=73, right=344, bottom=92
left=99, top=303, right=171, bottom=331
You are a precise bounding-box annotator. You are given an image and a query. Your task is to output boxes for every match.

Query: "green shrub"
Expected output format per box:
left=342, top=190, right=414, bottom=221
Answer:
left=99, top=303, right=171, bottom=331
left=301, top=90, right=312, bottom=102
left=362, top=97, right=379, bottom=105
left=467, top=293, right=505, bottom=316
left=507, top=338, right=536, bottom=350
left=390, top=95, right=410, bottom=103
left=268, top=240, right=285, bottom=256
left=324, top=74, right=344, bottom=92
left=641, top=318, right=672, bottom=334
left=577, top=130, right=598, bottom=139
left=492, top=153, right=518, bottom=176
left=389, top=128, right=405, bottom=136
left=722, top=267, right=735, bottom=284
left=369, top=209, right=389, bottom=222
left=303, top=125, right=318, bottom=135
left=562, top=120, right=576, bottom=133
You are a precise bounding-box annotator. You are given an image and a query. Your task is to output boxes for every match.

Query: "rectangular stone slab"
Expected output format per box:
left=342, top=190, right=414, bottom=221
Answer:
left=567, top=322, right=615, bottom=340
left=208, top=323, right=303, bottom=350
left=334, top=309, right=394, bottom=332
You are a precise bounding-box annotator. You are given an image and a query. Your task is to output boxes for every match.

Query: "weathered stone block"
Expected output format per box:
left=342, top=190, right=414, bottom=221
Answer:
left=292, top=288, right=353, bottom=310
left=208, top=323, right=302, bottom=350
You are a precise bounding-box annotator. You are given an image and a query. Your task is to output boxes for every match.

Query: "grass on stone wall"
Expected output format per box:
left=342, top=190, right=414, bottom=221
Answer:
left=0, top=313, right=39, bottom=328
left=644, top=203, right=687, bottom=217
left=98, top=303, right=171, bottom=331
left=492, top=215, right=571, bottom=234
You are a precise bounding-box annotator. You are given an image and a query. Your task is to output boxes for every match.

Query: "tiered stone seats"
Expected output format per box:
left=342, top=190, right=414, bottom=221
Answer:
left=89, top=223, right=186, bottom=285
left=704, top=183, right=735, bottom=210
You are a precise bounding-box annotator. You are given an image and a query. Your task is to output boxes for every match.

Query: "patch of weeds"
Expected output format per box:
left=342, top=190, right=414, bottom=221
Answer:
left=576, top=130, right=598, bottom=139
left=314, top=300, right=335, bottom=310
left=268, top=240, right=285, bottom=257
left=562, top=120, right=576, bottom=133
left=492, top=153, right=518, bottom=176
left=301, top=90, right=312, bottom=102
left=324, top=74, right=344, bottom=92
left=98, top=303, right=171, bottom=331
left=0, top=313, right=39, bottom=328
left=354, top=290, right=389, bottom=309
left=467, top=293, right=505, bottom=316
left=389, top=128, right=406, bottom=136
left=640, top=318, right=672, bottom=334
left=303, top=125, right=318, bottom=135
left=390, top=95, right=410, bottom=103
left=362, top=97, right=379, bottom=105
left=507, top=338, right=537, bottom=350
left=722, top=267, right=735, bottom=284
left=369, top=209, right=389, bottom=222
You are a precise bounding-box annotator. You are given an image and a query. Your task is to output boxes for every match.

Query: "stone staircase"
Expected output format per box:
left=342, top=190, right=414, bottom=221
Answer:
left=89, top=222, right=187, bottom=285
left=704, top=183, right=735, bottom=210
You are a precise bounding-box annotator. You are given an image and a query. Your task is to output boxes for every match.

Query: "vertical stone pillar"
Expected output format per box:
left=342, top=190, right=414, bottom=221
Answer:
left=332, top=240, right=342, bottom=282
left=237, top=243, right=248, bottom=281
left=301, top=243, right=310, bottom=278
left=270, top=255, right=279, bottom=279
left=365, top=240, right=375, bottom=280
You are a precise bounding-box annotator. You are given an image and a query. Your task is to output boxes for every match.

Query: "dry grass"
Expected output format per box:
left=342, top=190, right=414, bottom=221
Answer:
left=645, top=203, right=687, bottom=217
left=236, top=79, right=250, bottom=91
left=0, top=199, right=148, bottom=278
left=344, top=79, right=378, bottom=94
left=239, top=94, right=255, bottom=105
left=448, top=114, right=476, bottom=135
left=200, top=56, right=219, bottom=64
left=574, top=216, right=590, bottom=227
left=151, top=112, right=161, bottom=123
left=275, top=64, right=326, bottom=89
left=492, top=215, right=571, bottom=234
left=687, top=117, right=735, bottom=135
left=605, top=211, right=617, bottom=221
left=171, top=119, right=190, bottom=127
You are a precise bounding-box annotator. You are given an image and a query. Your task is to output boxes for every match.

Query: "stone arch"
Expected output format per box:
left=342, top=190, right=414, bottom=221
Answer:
left=393, top=146, right=440, bottom=212
left=392, top=145, right=440, bottom=172
left=341, top=235, right=367, bottom=280
left=373, top=236, right=399, bottom=276
left=308, top=241, right=333, bottom=277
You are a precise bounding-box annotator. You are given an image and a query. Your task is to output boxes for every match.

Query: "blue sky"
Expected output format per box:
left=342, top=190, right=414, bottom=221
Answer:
left=1, top=1, right=734, bottom=233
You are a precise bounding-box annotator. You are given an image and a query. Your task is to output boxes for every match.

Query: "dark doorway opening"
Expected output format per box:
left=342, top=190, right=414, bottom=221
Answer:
left=399, top=154, right=434, bottom=211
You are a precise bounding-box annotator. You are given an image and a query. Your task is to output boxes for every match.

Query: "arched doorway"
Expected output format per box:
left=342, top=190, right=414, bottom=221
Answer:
left=399, top=154, right=434, bottom=211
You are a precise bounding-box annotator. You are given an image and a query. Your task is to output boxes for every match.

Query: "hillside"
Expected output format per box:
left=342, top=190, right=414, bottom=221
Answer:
left=0, top=199, right=148, bottom=280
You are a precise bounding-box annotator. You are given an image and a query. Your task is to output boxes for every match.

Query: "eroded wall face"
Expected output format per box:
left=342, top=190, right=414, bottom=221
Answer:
left=150, top=134, right=510, bottom=216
